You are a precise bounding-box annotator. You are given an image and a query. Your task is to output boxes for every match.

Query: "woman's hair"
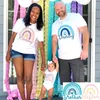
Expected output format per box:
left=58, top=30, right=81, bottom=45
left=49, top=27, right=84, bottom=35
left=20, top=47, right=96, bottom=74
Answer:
left=23, top=3, right=44, bottom=30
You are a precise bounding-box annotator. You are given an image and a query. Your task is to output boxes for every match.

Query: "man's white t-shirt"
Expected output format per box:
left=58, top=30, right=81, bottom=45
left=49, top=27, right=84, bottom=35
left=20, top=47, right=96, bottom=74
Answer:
left=52, top=13, right=87, bottom=60
left=43, top=69, right=57, bottom=87
left=12, top=18, right=44, bottom=54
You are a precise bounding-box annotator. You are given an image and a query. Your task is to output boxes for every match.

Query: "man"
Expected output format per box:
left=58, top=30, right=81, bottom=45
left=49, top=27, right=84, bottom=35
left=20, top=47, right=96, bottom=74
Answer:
left=52, top=1, right=89, bottom=85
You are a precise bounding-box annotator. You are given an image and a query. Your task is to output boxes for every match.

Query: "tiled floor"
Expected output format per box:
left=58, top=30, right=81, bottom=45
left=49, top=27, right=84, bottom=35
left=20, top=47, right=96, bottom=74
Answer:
left=0, top=95, right=63, bottom=100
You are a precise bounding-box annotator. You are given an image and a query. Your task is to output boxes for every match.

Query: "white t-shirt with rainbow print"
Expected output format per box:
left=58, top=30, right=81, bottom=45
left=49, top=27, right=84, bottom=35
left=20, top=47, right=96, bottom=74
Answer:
left=12, top=18, right=44, bottom=54
left=52, top=13, right=87, bottom=60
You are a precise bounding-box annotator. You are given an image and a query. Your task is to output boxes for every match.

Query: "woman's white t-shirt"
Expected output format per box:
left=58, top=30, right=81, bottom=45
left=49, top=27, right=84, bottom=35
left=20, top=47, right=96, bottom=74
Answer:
left=12, top=18, right=44, bottom=54
left=52, top=13, right=87, bottom=60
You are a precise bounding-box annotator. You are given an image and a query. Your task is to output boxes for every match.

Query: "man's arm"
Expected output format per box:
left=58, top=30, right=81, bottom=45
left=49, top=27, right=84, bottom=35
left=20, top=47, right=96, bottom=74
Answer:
left=79, top=26, right=89, bottom=60
left=52, top=35, right=58, bottom=62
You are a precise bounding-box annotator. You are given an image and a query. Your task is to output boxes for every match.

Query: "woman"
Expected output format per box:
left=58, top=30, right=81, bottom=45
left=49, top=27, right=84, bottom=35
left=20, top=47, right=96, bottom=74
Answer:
left=6, top=3, right=46, bottom=100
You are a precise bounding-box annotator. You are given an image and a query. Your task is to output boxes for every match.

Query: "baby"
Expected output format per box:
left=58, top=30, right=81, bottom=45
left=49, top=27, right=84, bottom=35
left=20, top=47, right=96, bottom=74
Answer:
left=39, top=61, right=59, bottom=100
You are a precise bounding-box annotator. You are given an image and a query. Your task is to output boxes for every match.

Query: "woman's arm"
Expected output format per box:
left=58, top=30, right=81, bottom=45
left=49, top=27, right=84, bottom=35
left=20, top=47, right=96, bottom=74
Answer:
left=6, top=32, right=17, bottom=62
left=39, top=41, right=46, bottom=71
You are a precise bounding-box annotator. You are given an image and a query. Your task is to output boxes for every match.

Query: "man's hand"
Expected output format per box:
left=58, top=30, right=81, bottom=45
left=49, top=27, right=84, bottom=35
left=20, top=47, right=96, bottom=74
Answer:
left=80, top=50, right=88, bottom=60
left=52, top=56, right=58, bottom=63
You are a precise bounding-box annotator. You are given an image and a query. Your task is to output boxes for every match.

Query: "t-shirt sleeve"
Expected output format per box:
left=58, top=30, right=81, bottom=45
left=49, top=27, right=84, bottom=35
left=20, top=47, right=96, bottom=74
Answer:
left=37, top=29, right=44, bottom=42
left=76, top=13, right=87, bottom=28
left=12, top=18, right=22, bottom=33
left=45, top=69, right=48, bottom=74
left=52, top=23, right=58, bottom=36
left=53, top=70, right=57, bottom=75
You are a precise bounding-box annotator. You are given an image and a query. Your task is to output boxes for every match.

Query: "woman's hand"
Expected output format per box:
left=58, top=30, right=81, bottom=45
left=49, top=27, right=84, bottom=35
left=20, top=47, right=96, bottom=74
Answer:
left=41, top=67, right=45, bottom=71
left=6, top=51, right=11, bottom=62
left=41, top=63, right=46, bottom=71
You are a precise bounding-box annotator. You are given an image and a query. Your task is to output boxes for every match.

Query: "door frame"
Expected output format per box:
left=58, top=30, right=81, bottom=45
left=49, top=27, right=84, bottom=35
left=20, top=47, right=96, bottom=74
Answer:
left=90, top=0, right=96, bottom=82
left=3, top=0, right=8, bottom=91
left=3, top=0, right=96, bottom=91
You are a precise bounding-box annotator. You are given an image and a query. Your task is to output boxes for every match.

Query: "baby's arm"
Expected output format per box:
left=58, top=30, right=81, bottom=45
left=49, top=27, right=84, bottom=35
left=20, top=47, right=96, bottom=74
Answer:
left=56, top=62, right=59, bottom=72
left=42, top=71, right=46, bottom=77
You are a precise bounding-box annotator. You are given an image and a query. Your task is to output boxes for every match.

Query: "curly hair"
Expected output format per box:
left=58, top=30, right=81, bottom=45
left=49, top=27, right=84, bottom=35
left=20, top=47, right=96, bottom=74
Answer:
left=23, top=3, right=43, bottom=30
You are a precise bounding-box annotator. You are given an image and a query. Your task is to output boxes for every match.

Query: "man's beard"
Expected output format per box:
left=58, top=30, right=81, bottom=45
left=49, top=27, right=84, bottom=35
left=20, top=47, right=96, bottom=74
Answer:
left=58, top=11, right=66, bottom=17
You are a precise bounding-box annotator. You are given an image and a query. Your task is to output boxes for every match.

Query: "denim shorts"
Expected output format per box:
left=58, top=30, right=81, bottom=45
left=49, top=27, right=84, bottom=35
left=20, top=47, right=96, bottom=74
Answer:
left=11, top=49, right=36, bottom=61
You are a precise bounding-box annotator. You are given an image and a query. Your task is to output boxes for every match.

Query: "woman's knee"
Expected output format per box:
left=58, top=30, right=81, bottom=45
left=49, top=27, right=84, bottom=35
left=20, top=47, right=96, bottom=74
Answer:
left=24, top=76, right=32, bottom=83
left=17, top=74, right=24, bottom=81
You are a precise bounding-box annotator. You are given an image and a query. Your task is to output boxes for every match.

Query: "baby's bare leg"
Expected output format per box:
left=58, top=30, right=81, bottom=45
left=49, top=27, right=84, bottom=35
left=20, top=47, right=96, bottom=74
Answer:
left=39, top=86, right=46, bottom=100
left=48, top=88, right=54, bottom=100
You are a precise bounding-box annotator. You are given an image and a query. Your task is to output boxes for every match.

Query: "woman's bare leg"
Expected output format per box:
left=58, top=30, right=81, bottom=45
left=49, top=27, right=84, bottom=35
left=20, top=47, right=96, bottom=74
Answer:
left=24, top=60, right=34, bottom=100
left=13, top=57, right=25, bottom=100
